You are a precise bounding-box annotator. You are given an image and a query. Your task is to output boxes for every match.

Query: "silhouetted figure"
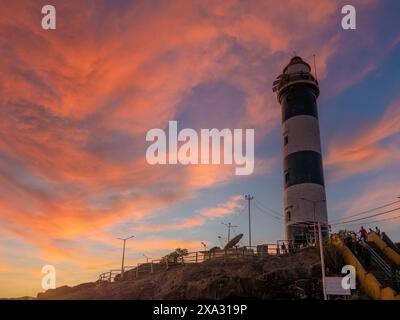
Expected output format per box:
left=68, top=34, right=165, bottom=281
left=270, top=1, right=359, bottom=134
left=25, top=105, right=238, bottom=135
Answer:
left=359, top=226, right=367, bottom=242
left=281, top=242, right=288, bottom=255
left=375, top=226, right=381, bottom=237
left=288, top=241, right=294, bottom=254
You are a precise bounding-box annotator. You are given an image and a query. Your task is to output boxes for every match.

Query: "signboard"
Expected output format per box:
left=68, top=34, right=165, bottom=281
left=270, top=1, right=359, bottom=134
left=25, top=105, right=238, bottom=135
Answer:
left=325, top=277, right=351, bottom=296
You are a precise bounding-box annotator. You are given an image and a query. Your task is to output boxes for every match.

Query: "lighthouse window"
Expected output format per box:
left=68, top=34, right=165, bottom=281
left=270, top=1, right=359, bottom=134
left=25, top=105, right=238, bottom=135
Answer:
left=284, top=135, right=289, bottom=146
left=285, top=172, right=290, bottom=185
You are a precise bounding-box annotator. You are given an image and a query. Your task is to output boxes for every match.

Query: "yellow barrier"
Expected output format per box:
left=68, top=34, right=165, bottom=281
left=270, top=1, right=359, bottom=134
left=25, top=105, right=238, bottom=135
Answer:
left=367, top=232, right=400, bottom=267
left=331, top=235, right=400, bottom=300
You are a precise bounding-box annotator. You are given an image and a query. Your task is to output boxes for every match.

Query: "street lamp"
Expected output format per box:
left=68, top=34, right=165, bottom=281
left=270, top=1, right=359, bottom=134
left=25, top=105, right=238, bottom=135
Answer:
left=221, top=222, right=238, bottom=242
left=143, top=253, right=151, bottom=263
left=300, top=197, right=326, bottom=242
left=117, top=235, right=135, bottom=277
left=218, top=235, right=227, bottom=247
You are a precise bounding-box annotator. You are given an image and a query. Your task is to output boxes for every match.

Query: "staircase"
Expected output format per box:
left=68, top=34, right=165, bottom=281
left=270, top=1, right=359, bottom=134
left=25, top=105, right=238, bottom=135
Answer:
left=364, top=241, right=400, bottom=292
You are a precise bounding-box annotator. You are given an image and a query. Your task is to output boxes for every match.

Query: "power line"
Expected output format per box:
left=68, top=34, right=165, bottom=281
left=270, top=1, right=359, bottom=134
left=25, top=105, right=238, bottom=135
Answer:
left=252, top=200, right=283, bottom=219
left=330, top=199, right=400, bottom=223
left=332, top=214, right=400, bottom=228
left=235, top=203, right=248, bottom=216
left=254, top=209, right=283, bottom=225
left=254, top=198, right=283, bottom=216
left=331, top=206, right=400, bottom=226
left=253, top=203, right=283, bottom=222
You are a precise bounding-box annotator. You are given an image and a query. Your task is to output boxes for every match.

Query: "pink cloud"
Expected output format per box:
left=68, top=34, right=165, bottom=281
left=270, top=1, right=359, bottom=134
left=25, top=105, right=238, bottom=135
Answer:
left=326, top=99, right=400, bottom=180
left=0, top=0, right=383, bottom=296
left=200, top=195, right=244, bottom=219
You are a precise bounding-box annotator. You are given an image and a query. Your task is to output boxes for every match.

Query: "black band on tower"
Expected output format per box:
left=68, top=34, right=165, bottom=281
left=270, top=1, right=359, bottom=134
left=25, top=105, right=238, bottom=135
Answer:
left=283, top=150, right=325, bottom=189
left=281, top=85, right=318, bottom=123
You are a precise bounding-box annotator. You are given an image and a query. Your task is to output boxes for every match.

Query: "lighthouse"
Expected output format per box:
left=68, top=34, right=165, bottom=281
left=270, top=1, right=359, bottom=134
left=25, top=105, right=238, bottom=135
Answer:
left=272, top=56, right=328, bottom=244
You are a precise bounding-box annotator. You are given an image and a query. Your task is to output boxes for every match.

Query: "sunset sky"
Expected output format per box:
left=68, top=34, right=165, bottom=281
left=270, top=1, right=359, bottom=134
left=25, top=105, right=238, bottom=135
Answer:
left=1, top=0, right=400, bottom=298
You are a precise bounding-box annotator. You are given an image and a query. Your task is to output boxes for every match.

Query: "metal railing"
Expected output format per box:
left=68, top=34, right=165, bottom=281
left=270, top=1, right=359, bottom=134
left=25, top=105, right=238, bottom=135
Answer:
left=98, top=244, right=280, bottom=283
left=364, top=242, right=400, bottom=287
left=382, top=232, right=400, bottom=255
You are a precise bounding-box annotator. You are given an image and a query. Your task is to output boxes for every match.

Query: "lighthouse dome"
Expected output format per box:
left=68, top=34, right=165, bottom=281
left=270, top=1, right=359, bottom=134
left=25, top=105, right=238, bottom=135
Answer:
left=283, top=56, right=311, bottom=74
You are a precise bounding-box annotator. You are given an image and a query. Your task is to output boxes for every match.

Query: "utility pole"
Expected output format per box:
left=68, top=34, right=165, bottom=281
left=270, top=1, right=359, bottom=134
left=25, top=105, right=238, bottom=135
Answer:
left=318, top=222, right=327, bottom=300
left=221, top=222, right=237, bottom=242
left=143, top=253, right=151, bottom=263
left=245, top=194, right=254, bottom=247
left=117, top=235, right=135, bottom=278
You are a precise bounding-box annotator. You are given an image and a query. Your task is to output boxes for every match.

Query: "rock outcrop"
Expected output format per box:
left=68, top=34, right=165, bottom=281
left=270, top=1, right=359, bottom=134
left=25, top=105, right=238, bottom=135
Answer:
left=37, top=248, right=325, bottom=300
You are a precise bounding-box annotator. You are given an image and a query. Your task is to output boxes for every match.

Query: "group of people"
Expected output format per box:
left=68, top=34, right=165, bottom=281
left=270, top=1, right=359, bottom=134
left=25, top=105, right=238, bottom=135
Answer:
left=279, top=241, right=293, bottom=255
left=344, top=225, right=382, bottom=268
left=358, top=226, right=381, bottom=242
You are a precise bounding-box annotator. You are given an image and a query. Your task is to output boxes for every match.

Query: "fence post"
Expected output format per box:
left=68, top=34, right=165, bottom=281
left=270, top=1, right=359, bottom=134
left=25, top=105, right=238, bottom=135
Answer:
left=109, top=271, right=112, bottom=282
left=151, top=262, right=154, bottom=273
left=195, top=252, right=198, bottom=263
left=166, top=259, right=169, bottom=270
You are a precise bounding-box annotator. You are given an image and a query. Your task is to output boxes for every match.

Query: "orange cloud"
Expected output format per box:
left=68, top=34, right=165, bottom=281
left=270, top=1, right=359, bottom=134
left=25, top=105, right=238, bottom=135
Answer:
left=0, top=0, right=381, bottom=297
left=134, top=216, right=205, bottom=233
left=201, top=195, right=244, bottom=219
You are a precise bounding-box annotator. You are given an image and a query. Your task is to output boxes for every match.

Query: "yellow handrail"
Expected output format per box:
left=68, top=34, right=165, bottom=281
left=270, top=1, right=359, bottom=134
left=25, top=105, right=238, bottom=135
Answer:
left=331, top=235, right=400, bottom=300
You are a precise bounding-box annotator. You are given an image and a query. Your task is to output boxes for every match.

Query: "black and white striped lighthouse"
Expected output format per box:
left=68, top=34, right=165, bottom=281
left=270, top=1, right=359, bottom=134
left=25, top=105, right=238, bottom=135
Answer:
left=272, top=56, right=328, bottom=243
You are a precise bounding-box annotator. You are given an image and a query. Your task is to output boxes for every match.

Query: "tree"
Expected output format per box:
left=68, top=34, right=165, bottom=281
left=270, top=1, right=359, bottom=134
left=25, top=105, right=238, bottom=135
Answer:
left=161, top=248, right=189, bottom=264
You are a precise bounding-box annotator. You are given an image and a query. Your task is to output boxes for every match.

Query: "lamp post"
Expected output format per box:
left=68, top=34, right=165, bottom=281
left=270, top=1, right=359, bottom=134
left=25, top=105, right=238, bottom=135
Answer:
left=221, top=222, right=238, bottom=242
left=318, top=222, right=327, bottom=300
left=217, top=236, right=225, bottom=247
left=117, top=235, right=135, bottom=277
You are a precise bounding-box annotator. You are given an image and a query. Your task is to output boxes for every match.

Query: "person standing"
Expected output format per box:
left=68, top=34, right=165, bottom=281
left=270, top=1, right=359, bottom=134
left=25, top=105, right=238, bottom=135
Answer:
left=281, top=242, right=288, bottom=254
left=375, top=226, right=381, bottom=237
left=359, top=226, right=367, bottom=242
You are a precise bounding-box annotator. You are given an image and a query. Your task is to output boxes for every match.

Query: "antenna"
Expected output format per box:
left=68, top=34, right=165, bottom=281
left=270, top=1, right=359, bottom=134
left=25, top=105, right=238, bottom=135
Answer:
left=313, top=54, right=318, bottom=81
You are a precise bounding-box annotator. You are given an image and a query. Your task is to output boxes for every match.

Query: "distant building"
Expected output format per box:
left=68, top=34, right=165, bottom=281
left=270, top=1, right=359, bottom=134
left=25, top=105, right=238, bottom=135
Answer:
left=272, top=56, right=328, bottom=244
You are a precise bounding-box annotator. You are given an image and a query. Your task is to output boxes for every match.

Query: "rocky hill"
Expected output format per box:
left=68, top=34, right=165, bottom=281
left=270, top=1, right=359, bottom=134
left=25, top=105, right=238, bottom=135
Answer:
left=37, top=248, right=329, bottom=300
